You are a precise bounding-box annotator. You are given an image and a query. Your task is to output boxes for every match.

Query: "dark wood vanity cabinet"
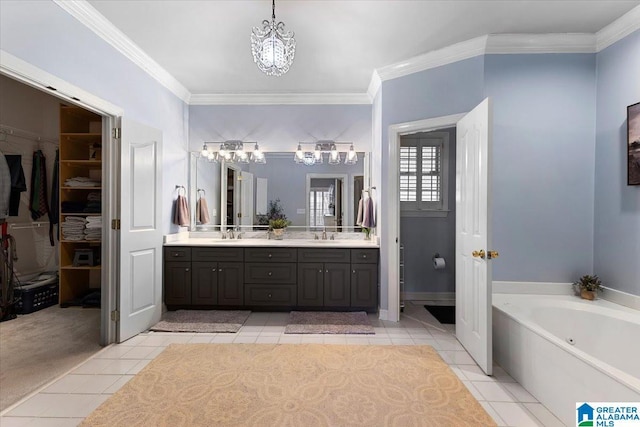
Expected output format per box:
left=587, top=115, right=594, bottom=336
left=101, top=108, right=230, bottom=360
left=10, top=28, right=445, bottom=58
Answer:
left=164, top=247, right=243, bottom=307
left=163, top=245, right=378, bottom=311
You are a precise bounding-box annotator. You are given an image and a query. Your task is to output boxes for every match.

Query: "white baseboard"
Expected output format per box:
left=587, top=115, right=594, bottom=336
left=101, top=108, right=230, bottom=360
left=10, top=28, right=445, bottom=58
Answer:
left=378, top=309, right=389, bottom=321
left=402, top=292, right=455, bottom=301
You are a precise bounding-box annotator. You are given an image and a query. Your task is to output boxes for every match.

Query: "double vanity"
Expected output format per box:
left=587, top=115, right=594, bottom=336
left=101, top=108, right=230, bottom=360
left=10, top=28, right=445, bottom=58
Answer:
left=163, top=236, right=380, bottom=313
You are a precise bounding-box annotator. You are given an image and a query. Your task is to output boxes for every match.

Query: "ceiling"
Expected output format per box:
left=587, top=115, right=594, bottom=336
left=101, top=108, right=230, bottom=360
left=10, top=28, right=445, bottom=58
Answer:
left=88, top=0, right=639, bottom=95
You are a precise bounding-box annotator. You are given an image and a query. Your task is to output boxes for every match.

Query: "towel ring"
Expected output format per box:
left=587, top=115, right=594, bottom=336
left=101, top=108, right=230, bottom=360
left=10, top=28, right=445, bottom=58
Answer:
left=175, top=185, right=186, bottom=196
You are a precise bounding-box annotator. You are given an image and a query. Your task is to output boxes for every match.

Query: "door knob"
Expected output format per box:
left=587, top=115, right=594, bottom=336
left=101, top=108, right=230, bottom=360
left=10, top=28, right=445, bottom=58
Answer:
left=268, top=272, right=272, bottom=276
left=472, top=250, right=486, bottom=259
left=488, top=251, right=499, bottom=259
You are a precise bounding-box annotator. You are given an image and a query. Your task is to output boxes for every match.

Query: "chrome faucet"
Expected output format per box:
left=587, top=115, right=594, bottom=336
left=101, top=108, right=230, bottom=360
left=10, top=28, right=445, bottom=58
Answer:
left=227, top=229, right=235, bottom=239
left=322, top=228, right=327, bottom=240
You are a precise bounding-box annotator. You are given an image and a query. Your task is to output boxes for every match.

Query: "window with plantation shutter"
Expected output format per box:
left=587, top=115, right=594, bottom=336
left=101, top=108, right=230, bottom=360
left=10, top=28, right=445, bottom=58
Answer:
left=400, top=132, right=449, bottom=216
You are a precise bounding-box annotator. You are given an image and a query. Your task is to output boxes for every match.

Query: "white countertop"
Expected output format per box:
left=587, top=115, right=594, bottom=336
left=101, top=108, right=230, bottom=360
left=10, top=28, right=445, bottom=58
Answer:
left=164, top=237, right=379, bottom=249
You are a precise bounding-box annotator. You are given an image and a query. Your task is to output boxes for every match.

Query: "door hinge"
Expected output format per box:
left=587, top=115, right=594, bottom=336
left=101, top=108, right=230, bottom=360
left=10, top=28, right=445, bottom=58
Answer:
left=111, top=219, right=121, bottom=230
left=112, top=127, right=121, bottom=139
left=111, top=310, right=120, bottom=322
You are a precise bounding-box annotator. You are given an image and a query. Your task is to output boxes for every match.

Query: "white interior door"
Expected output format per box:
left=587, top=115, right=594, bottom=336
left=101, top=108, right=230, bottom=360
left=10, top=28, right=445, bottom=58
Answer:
left=240, top=171, right=254, bottom=226
left=455, top=98, right=493, bottom=375
left=118, top=118, right=163, bottom=342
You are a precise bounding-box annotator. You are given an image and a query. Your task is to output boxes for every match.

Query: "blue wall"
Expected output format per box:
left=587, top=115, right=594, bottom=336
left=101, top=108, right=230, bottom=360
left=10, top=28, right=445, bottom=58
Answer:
left=0, top=0, right=189, bottom=234
left=594, top=30, right=640, bottom=296
left=484, top=53, right=597, bottom=283
left=378, top=56, right=485, bottom=309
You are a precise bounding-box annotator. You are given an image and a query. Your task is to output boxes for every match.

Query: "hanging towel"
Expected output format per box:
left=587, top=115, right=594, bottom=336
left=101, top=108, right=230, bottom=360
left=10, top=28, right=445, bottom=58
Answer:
left=356, top=197, right=364, bottom=226
left=173, top=195, right=190, bottom=227
left=362, top=195, right=376, bottom=228
left=49, top=149, right=59, bottom=245
left=29, top=150, right=50, bottom=221
left=4, top=154, right=27, bottom=216
left=196, top=196, right=211, bottom=224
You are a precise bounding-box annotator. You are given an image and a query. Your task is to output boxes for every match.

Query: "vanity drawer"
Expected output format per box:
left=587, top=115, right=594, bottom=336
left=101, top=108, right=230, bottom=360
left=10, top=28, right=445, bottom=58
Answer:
left=244, top=284, right=296, bottom=306
left=193, top=247, right=243, bottom=262
left=351, top=249, right=378, bottom=264
left=164, top=247, right=191, bottom=261
left=298, top=248, right=350, bottom=263
left=244, top=263, right=297, bottom=284
left=244, top=248, right=297, bottom=263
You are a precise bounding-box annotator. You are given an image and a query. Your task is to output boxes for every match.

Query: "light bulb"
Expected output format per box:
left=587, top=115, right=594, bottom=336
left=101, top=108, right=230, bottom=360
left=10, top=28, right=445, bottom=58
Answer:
left=296, top=144, right=304, bottom=159
left=330, top=144, right=338, bottom=160
left=201, top=143, right=209, bottom=157
left=219, top=143, right=226, bottom=157
left=314, top=144, right=322, bottom=160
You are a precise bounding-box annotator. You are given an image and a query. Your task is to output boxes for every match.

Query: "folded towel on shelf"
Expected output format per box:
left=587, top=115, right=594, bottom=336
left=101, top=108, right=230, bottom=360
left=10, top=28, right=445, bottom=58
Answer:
left=85, top=222, right=102, bottom=229
left=64, top=177, right=101, bottom=187
left=87, top=192, right=101, bottom=202
left=196, top=197, right=210, bottom=224
left=172, top=194, right=190, bottom=227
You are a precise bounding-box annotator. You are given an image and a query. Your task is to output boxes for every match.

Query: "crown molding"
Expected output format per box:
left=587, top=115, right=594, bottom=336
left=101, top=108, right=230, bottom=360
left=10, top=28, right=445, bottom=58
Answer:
left=485, top=33, right=597, bottom=54
left=189, top=93, right=371, bottom=106
left=376, top=36, right=488, bottom=83
left=596, top=4, right=640, bottom=51
left=53, top=0, right=191, bottom=103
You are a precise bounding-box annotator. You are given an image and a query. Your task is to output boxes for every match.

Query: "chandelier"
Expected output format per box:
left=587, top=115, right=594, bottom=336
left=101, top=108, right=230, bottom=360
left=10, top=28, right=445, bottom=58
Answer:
left=294, top=141, right=358, bottom=166
left=200, top=141, right=266, bottom=164
left=251, top=0, right=296, bottom=76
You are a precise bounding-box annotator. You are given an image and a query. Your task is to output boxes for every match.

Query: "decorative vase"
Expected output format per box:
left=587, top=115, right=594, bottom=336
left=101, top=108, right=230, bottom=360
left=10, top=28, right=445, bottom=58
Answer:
left=272, top=228, right=285, bottom=239
left=580, top=289, right=596, bottom=300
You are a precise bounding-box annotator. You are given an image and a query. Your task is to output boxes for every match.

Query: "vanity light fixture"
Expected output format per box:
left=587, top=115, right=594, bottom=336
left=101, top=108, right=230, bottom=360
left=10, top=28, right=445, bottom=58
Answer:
left=201, top=141, right=266, bottom=164
left=251, top=0, right=296, bottom=76
left=294, top=141, right=357, bottom=166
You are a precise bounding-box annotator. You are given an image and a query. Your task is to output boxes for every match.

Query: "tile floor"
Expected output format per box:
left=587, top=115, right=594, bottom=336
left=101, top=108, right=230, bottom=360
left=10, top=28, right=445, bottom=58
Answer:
left=0, top=303, right=565, bottom=426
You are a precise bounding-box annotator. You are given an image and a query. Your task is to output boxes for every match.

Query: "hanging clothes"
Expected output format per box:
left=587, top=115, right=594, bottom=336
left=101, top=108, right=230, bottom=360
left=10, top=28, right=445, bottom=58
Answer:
left=0, top=151, right=10, bottom=220
left=4, top=154, right=27, bottom=216
left=49, top=149, right=59, bottom=245
left=29, top=150, right=49, bottom=221
left=196, top=194, right=211, bottom=225
left=172, top=194, right=190, bottom=227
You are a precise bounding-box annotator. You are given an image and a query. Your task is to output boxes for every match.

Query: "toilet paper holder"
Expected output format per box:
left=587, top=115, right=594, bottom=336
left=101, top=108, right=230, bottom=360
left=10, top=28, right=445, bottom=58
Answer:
left=432, top=253, right=440, bottom=260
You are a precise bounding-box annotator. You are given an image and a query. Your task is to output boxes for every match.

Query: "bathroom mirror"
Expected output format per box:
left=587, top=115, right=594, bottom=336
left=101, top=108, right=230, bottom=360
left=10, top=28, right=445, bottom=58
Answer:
left=190, top=152, right=369, bottom=231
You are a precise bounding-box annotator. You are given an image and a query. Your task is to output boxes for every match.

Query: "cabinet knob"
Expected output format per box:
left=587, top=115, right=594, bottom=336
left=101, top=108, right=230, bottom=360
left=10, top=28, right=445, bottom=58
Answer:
left=212, top=268, right=216, bottom=272
left=173, top=253, right=180, bottom=257
left=218, top=268, right=223, bottom=272
left=268, top=254, right=272, bottom=258
left=353, top=270, right=356, bottom=274
left=268, top=293, right=272, bottom=298
left=268, top=272, right=272, bottom=276
left=318, top=270, right=322, bottom=273
left=185, top=268, right=190, bottom=272
left=326, top=270, right=329, bottom=273
left=363, top=254, right=367, bottom=258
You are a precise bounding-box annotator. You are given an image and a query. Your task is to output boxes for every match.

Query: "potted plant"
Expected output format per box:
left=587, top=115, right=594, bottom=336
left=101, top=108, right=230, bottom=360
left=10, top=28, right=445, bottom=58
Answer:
left=573, top=274, right=603, bottom=300
left=269, top=218, right=290, bottom=239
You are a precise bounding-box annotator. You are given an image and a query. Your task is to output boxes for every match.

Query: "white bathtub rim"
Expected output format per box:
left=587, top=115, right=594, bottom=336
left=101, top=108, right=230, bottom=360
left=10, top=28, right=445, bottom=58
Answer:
left=493, top=294, right=640, bottom=395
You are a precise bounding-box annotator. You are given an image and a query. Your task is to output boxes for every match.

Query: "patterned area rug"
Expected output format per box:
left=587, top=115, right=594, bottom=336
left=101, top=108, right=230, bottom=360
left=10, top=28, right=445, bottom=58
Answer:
left=150, top=310, right=250, bottom=333
left=284, top=311, right=375, bottom=334
left=81, top=344, right=495, bottom=427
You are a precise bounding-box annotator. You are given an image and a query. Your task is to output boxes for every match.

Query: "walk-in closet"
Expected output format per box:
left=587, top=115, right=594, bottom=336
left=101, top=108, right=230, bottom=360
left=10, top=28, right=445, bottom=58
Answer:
left=0, top=74, right=104, bottom=411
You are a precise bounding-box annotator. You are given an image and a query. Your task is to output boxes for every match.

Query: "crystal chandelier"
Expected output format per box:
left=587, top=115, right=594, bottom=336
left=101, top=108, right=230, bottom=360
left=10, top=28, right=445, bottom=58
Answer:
left=251, top=0, right=296, bottom=76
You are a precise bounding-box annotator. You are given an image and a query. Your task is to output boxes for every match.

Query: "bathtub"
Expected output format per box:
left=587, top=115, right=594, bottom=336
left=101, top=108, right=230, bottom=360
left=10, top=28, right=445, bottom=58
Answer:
left=493, top=294, right=640, bottom=426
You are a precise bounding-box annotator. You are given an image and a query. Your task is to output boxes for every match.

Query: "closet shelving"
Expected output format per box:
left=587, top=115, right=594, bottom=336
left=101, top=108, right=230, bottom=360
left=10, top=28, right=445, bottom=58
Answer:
left=58, top=105, right=103, bottom=305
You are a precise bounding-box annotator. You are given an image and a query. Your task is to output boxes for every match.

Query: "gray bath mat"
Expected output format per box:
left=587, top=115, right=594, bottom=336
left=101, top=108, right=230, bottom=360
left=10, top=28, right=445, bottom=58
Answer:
left=284, top=311, right=375, bottom=334
left=150, top=310, right=251, bottom=333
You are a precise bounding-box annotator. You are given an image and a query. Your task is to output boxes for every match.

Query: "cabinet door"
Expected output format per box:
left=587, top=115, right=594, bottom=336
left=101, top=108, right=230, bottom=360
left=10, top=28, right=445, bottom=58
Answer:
left=164, top=262, right=191, bottom=305
left=218, top=262, right=244, bottom=305
left=297, top=263, right=324, bottom=306
left=191, top=262, right=218, bottom=305
left=351, top=264, right=378, bottom=308
left=323, top=263, right=351, bottom=307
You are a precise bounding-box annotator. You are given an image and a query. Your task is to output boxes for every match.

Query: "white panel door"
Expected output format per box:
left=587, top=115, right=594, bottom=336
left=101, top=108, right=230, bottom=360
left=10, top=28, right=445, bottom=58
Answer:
left=118, top=118, right=163, bottom=342
left=455, top=98, right=493, bottom=375
left=240, top=171, right=254, bottom=226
